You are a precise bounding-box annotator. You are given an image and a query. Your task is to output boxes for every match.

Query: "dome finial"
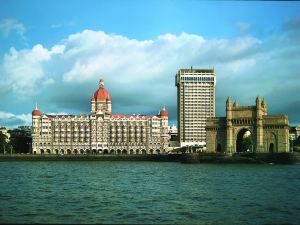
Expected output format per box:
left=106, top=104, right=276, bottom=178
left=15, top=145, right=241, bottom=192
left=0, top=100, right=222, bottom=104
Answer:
left=100, top=79, right=104, bottom=87
left=32, top=102, right=41, bottom=116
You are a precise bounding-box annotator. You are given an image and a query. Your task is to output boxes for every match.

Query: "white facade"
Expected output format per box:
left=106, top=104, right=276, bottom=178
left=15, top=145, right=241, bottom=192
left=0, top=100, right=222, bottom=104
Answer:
left=296, top=124, right=300, bottom=138
left=0, top=127, right=10, bottom=142
left=175, top=68, right=216, bottom=147
left=32, top=79, right=169, bottom=155
left=168, top=125, right=178, bottom=137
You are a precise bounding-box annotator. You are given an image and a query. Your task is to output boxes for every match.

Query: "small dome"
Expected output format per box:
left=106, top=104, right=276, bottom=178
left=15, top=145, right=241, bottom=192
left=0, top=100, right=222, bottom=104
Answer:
left=94, top=87, right=111, bottom=101
left=32, top=109, right=41, bottom=116
left=159, top=107, right=168, bottom=117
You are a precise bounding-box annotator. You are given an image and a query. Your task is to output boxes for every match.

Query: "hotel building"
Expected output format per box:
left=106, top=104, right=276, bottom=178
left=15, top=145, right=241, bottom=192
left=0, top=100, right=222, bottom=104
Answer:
left=32, top=79, right=169, bottom=154
left=175, top=68, right=216, bottom=147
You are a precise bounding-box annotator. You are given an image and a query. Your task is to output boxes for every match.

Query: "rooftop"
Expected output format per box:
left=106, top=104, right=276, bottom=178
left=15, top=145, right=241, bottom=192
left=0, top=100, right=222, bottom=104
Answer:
left=178, top=68, right=214, bottom=74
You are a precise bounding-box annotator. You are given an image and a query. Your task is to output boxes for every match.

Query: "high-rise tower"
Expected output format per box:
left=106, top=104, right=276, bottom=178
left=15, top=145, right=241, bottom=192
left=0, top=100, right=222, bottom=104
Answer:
left=175, top=68, right=216, bottom=147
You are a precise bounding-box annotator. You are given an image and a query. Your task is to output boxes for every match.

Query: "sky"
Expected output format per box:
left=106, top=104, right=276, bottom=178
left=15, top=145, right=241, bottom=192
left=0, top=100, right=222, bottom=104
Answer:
left=0, top=0, right=300, bottom=128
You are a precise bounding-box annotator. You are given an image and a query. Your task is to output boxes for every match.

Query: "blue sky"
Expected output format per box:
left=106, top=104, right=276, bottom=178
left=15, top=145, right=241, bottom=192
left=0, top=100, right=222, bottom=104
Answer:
left=0, top=0, right=300, bottom=128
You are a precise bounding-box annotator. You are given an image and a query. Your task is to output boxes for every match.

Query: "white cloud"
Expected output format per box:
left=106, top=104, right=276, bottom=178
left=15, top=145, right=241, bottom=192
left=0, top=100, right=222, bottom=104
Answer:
left=0, top=18, right=26, bottom=38
left=0, top=30, right=262, bottom=94
left=1, top=25, right=300, bottom=124
left=60, top=30, right=259, bottom=83
left=0, top=111, right=31, bottom=129
left=0, top=44, right=64, bottom=95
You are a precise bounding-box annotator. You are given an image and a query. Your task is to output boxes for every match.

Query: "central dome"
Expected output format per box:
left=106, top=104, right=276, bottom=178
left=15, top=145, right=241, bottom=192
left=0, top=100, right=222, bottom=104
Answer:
left=93, top=79, right=111, bottom=101
left=94, top=87, right=110, bottom=101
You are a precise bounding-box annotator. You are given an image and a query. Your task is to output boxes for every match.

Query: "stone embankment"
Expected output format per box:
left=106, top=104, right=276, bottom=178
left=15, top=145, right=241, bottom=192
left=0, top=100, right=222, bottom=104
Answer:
left=0, top=152, right=299, bottom=164
left=181, top=152, right=300, bottom=164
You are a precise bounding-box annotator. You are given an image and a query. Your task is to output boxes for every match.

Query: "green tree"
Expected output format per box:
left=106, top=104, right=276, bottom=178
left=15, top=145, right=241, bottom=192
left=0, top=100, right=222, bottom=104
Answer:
left=294, top=136, right=300, bottom=152
left=295, top=136, right=300, bottom=146
left=8, top=128, right=32, bottom=153
left=0, top=133, right=10, bottom=154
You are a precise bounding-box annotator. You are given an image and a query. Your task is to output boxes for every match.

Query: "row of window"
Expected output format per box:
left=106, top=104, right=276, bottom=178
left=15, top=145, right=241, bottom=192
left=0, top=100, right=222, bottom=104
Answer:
left=180, top=76, right=214, bottom=81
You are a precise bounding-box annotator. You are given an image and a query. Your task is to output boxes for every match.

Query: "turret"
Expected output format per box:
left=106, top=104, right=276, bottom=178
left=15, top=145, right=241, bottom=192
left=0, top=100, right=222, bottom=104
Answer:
left=233, top=100, right=238, bottom=108
left=262, top=98, right=267, bottom=115
left=256, top=96, right=264, bottom=152
left=226, top=97, right=232, bottom=120
left=225, top=97, right=233, bottom=153
left=256, top=96, right=262, bottom=109
left=226, top=97, right=231, bottom=110
left=32, top=102, right=41, bottom=117
left=32, top=103, right=41, bottom=154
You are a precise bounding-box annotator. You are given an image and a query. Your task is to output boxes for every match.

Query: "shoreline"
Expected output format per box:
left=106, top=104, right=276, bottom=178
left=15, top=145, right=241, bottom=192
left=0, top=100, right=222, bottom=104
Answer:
left=0, top=152, right=299, bottom=164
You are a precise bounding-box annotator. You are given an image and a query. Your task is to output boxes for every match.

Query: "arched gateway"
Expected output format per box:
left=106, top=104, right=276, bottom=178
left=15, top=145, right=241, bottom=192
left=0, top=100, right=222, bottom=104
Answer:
left=206, top=97, right=289, bottom=153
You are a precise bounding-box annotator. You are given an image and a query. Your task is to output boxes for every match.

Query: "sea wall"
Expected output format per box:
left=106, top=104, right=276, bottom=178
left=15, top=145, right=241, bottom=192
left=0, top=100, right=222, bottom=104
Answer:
left=0, top=154, right=182, bottom=162
left=181, top=152, right=300, bottom=164
left=0, top=153, right=299, bottom=164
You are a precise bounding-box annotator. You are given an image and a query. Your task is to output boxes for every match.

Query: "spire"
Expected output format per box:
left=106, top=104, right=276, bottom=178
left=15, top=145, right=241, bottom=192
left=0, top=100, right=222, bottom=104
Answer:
left=226, top=97, right=231, bottom=109
left=256, top=96, right=261, bottom=105
left=256, top=95, right=261, bottom=102
left=35, top=102, right=38, bottom=110
left=226, top=97, right=231, bottom=104
left=262, top=98, right=267, bottom=108
left=233, top=100, right=238, bottom=107
left=99, top=79, right=104, bottom=87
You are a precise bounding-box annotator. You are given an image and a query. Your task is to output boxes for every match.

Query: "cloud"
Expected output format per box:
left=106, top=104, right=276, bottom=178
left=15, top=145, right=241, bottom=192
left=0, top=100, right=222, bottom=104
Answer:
left=0, top=44, right=64, bottom=96
left=0, top=18, right=26, bottom=38
left=282, top=15, right=300, bottom=42
left=0, top=111, right=31, bottom=129
left=0, top=15, right=300, bottom=126
left=236, top=22, right=251, bottom=33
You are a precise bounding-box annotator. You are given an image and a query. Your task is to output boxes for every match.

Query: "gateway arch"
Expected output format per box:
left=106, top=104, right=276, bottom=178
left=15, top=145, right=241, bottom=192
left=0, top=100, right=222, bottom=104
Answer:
left=206, top=97, right=289, bottom=153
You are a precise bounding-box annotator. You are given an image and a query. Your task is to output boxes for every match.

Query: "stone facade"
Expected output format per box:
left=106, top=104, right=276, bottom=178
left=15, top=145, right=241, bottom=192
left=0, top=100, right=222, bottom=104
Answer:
left=32, top=79, right=169, bottom=155
left=206, top=97, right=289, bottom=153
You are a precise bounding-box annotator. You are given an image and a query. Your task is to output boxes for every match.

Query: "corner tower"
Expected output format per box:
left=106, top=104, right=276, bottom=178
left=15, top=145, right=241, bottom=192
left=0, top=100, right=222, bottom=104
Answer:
left=32, top=103, right=41, bottom=154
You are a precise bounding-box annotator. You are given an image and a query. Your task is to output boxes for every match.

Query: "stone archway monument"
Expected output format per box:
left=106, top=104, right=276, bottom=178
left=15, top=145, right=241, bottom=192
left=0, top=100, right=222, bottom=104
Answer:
left=206, top=96, right=289, bottom=153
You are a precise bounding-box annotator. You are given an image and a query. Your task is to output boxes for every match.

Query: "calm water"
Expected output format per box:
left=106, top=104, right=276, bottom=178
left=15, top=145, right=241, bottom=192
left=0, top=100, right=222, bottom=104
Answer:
left=0, top=162, right=299, bottom=224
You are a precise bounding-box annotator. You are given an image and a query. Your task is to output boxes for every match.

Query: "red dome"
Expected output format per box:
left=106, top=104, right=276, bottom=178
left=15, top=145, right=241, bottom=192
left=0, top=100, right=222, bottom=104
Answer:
left=32, top=109, right=41, bottom=116
left=159, top=107, right=168, bottom=117
left=94, top=87, right=111, bottom=101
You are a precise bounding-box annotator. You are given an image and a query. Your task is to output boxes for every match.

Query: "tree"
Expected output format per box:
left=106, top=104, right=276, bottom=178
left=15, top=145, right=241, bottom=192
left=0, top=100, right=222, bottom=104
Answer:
left=8, top=128, right=32, bottom=153
left=295, top=136, right=300, bottom=146
left=0, top=133, right=10, bottom=154
left=294, top=136, right=300, bottom=152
